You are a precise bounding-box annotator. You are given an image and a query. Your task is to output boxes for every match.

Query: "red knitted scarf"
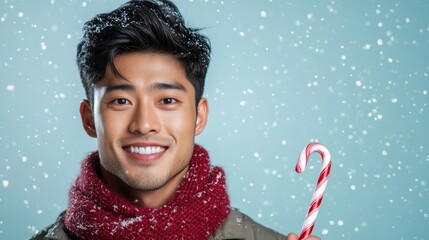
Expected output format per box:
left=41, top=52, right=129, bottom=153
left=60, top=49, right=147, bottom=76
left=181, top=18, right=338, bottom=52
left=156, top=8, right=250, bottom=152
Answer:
left=64, top=145, right=230, bottom=240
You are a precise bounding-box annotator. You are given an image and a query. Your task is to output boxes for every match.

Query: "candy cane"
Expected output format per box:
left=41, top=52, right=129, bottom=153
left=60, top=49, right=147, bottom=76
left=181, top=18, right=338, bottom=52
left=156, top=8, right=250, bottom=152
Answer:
left=296, top=142, right=332, bottom=240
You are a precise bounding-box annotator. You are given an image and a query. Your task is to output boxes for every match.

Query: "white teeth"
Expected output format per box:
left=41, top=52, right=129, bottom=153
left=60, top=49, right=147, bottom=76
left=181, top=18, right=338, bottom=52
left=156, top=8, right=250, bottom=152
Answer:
left=128, top=146, right=165, bottom=155
left=138, top=147, right=146, bottom=154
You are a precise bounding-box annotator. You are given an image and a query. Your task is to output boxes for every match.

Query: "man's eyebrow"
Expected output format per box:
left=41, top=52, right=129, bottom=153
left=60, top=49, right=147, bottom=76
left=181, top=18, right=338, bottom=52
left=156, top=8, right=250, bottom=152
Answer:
left=104, top=84, right=135, bottom=93
left=151, top=81, right=187, bottom=92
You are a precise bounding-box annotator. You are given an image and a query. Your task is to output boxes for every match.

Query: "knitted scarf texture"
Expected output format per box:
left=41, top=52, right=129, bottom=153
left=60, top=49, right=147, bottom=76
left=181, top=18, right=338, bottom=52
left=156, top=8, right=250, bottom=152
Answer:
left=64, top=144, right=230, bottom=240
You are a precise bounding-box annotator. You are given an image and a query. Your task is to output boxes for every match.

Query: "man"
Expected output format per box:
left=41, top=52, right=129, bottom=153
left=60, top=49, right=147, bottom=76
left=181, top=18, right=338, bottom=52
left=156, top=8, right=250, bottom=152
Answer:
left=31, top=1, right=320, bottom=239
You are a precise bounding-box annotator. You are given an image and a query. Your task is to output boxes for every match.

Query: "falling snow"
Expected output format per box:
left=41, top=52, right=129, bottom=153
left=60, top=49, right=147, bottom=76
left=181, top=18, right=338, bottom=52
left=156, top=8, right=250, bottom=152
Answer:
left=6, top=85, right=15, bottom=92
left=2, top=180, right=9, bottom=188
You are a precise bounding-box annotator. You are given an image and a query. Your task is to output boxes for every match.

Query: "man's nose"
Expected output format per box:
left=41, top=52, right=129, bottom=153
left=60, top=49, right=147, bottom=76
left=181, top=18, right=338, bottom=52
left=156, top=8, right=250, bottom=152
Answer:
left=128, top=102, right=161, bottom=135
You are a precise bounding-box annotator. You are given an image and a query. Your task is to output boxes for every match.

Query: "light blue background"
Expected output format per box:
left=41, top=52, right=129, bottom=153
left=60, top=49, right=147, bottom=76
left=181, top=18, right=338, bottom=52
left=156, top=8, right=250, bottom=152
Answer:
left=1, top=0, right=428, bottom=239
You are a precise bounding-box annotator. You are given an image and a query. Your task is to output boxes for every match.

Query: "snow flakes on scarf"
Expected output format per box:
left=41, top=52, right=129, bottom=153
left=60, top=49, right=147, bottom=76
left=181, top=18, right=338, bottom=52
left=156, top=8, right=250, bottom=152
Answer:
left=64, top=144, right=230, bottom=240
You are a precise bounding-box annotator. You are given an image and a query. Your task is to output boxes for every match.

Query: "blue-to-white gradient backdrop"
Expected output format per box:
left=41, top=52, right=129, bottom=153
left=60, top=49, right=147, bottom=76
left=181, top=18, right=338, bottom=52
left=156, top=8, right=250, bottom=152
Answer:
left=1, top=1, right=428, bottom=239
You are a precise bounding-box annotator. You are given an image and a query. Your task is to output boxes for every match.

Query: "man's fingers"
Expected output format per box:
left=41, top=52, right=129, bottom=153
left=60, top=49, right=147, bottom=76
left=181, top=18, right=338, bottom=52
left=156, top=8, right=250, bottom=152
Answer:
left=286, top=232, right=299, bottom=240
left=286, top=233, right=321, bottom=240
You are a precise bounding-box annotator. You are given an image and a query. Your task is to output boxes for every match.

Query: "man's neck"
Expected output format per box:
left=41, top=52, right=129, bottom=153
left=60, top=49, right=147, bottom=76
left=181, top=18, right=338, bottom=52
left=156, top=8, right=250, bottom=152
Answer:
left=99, top=165, right=189, bottom=209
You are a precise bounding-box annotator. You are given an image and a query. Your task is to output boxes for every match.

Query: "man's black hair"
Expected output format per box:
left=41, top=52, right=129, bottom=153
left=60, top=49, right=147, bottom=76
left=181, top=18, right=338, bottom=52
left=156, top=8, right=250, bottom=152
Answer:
left=77, top=0, right=211, bottom=106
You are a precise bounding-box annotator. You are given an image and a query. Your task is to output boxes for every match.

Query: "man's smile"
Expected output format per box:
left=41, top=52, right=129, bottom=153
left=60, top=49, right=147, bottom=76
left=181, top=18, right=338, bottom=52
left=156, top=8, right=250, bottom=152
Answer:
left=125, top=145, right=167, bottom=155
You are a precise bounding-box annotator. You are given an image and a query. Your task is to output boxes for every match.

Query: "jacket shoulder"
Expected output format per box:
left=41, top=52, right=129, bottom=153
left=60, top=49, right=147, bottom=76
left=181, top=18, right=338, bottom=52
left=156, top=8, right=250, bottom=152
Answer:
left=209, top=208, right=285, bottom=240
left=30, top=209, right=284, bottom=240
left=29, top=212, right=73, bottom=240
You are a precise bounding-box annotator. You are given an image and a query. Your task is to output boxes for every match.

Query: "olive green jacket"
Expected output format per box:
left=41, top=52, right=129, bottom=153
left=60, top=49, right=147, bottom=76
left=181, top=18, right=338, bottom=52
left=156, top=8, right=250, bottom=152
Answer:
left=30, top=208, right=285, bottom=240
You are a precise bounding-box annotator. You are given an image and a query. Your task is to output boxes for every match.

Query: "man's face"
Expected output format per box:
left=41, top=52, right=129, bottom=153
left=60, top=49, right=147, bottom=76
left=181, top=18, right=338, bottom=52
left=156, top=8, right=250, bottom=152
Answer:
left=80, top=53, right=208, bottom=193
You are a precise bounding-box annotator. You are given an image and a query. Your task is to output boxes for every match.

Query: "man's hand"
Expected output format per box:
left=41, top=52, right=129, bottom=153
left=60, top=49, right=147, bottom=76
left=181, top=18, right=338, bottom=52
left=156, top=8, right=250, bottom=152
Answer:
left=286, top=232, right=321, bottom=240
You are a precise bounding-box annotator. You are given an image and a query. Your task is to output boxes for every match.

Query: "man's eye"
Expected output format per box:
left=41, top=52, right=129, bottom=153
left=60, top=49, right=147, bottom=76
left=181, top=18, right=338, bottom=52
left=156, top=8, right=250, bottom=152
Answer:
left=160, top=98, right=177, bottom=105
left=112, top=98, right=130, bottom=105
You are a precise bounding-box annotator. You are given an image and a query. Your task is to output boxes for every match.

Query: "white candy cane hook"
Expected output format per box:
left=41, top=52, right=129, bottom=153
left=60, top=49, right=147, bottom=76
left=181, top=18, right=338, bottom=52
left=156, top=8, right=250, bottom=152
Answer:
left=296, top=142, right=332, bottom=240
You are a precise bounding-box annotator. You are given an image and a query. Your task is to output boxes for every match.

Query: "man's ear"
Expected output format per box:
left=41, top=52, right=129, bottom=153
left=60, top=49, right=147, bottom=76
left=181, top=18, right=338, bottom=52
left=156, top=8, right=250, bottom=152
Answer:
left=80, top=100, right=97, bottom=138
left=195, top=98, right=209, bottom=136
